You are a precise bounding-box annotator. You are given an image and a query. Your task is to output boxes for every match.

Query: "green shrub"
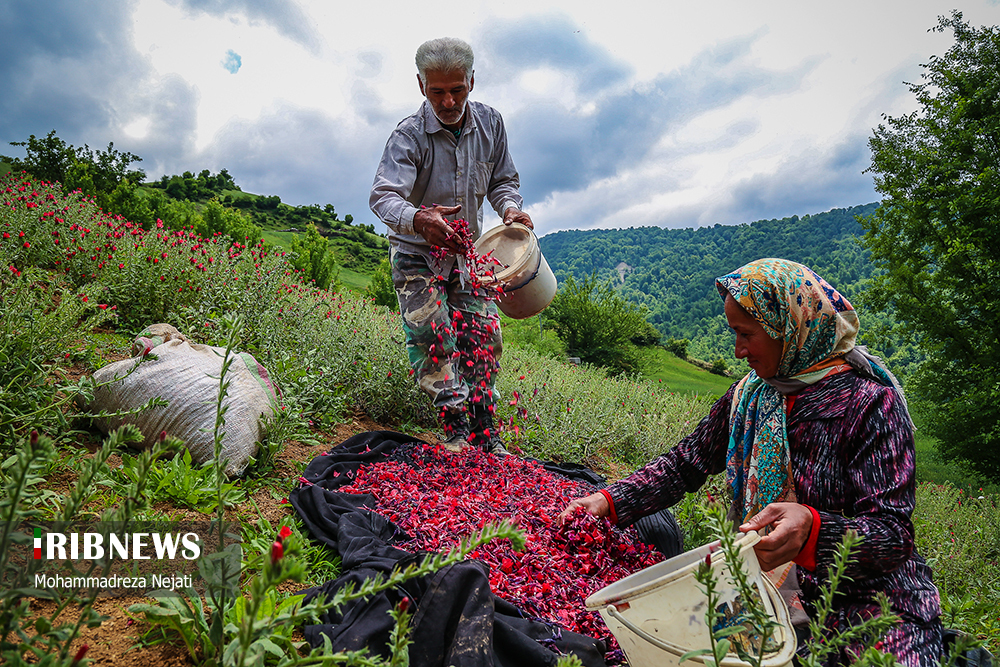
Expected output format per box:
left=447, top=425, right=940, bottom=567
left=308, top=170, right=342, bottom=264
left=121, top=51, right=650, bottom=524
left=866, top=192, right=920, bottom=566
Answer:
left=664, top=336, right=689, bottom=359
left=289, top=223, right=339, bottom=291
left=545, top=274, right=652, bottom=375
left=501, top=313, right=566, bottom=359
left=363, top=257, right=397, bottom=308
left=710, top=357, right=729, bottom=376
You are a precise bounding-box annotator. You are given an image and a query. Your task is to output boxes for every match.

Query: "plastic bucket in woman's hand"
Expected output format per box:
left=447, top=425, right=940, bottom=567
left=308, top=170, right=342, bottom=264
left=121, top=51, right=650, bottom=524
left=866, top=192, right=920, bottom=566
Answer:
left=474, top=222, right=556, bottom=319
left=584, top=531, right=796, bottom=667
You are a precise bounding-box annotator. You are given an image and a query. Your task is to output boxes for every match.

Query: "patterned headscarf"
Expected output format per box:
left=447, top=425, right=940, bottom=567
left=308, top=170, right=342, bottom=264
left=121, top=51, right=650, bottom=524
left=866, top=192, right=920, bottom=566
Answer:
left=715, top=258, right=908, bottom=522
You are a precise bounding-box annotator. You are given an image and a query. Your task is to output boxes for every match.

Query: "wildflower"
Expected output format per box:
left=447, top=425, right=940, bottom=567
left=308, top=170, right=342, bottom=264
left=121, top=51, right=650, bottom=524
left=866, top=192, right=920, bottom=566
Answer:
left=71, top=644, right=89, bottom=666
left=270, top=540, right=284, bottom=565
left=279, top=525, right=292, bottom=541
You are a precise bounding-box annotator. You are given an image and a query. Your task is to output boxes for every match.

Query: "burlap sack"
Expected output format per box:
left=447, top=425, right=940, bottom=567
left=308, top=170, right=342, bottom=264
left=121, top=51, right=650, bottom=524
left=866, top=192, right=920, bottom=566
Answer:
left=87, top=324, right=278, bottom=476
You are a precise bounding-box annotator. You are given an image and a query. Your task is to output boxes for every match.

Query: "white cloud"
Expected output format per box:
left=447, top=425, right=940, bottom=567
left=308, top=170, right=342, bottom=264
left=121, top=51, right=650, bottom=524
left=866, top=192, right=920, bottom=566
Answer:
left=2, top=0, right=999, bottom=238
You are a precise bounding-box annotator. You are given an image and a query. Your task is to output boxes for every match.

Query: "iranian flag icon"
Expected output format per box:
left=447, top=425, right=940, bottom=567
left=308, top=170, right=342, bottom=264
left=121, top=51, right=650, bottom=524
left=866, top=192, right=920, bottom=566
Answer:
left=34, top=527, right=41, bottom=559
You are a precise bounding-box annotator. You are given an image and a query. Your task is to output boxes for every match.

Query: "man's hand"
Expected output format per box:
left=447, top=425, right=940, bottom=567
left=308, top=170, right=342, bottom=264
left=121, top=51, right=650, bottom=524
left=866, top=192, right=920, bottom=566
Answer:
left=557, top=491, right=610, bottom=526
left=414, top=205, right=463, bottom=250
left=503, top=207, right=533, bottom=229
left=739, top=502, right=813, bottom=571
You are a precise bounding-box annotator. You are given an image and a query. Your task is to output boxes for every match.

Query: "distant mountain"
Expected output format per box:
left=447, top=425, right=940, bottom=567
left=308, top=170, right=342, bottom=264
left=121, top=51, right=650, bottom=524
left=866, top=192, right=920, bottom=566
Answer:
left=538, top=204, right=884, bottom=365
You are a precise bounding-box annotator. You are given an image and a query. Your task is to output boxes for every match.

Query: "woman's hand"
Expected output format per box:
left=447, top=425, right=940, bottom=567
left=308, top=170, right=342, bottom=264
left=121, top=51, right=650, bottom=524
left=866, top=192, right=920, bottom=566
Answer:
left=739, top=502, right=813, bottom=571
left=557, top=491, right=610, bottom=526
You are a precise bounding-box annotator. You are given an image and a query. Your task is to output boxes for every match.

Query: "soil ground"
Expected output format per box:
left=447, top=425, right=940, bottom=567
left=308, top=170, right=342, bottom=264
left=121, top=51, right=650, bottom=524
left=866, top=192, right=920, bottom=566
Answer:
left=16, top=412, right=441, bottom=666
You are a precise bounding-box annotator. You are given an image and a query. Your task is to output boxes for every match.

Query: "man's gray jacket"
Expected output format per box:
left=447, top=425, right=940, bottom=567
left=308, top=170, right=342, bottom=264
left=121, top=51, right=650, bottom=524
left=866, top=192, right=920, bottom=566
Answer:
left=370, top=99, right=523, bottom=272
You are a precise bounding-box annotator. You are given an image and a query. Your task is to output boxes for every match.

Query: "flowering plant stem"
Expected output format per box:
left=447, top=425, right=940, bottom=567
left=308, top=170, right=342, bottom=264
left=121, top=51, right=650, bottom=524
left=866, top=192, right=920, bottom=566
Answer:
left=208, top=315, right=242, bottom=660
left=797, top=529, right=900, bottom=667
left=0, top=426, right=178, bottom=665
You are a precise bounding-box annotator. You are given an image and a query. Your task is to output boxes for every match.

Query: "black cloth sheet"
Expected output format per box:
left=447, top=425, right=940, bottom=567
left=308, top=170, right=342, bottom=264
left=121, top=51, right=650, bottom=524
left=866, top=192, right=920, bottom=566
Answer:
left=289, top=430, right=679, bottom=667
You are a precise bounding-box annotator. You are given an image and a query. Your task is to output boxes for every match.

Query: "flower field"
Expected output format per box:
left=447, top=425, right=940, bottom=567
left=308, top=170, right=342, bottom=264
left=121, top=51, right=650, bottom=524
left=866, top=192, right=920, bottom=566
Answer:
left=1, top=172, right=997, bottom=662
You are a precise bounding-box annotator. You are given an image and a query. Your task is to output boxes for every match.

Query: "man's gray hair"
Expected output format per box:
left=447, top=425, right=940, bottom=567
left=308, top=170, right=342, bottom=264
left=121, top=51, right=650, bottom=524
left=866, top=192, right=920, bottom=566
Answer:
left=415, top=37, right=474, bottom=84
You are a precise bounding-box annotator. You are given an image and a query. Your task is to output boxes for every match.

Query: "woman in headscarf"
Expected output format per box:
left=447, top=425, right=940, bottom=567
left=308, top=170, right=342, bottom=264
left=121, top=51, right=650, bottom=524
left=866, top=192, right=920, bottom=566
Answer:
left=559, top=258, right=942, bottom=666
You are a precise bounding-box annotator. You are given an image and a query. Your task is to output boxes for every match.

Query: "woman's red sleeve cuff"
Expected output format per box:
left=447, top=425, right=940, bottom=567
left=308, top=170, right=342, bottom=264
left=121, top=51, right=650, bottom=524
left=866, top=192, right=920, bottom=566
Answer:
left=599, top=489, right=618, bottom=525
left=793, top=505, right=821, bottom=571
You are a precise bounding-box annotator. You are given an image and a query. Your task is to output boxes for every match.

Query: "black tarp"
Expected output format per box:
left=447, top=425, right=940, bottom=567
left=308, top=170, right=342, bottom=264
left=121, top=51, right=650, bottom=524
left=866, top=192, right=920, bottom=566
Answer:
left=289, top=430, right=681, bottom=667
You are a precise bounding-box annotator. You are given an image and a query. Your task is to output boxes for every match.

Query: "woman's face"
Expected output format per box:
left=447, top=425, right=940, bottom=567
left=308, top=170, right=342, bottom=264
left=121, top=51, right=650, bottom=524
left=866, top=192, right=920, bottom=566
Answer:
left=724, top=294, right=785, bottom=378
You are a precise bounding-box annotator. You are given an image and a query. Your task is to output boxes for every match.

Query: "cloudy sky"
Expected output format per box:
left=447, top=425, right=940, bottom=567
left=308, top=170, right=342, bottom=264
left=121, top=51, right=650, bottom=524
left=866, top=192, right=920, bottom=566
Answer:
left=3, top=0, right=999, bottom=238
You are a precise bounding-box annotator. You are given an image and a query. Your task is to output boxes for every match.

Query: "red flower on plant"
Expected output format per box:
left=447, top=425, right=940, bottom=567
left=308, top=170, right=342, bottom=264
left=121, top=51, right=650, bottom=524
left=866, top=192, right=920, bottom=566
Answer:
left=71, top=644, right=89, bottom=666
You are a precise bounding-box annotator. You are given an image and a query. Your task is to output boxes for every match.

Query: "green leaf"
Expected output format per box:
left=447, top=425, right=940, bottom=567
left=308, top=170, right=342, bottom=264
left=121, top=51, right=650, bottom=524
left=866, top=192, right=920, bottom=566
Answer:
left=679, top=648, right=714, bottom=664
left=255, top=637, right=285, bottom=658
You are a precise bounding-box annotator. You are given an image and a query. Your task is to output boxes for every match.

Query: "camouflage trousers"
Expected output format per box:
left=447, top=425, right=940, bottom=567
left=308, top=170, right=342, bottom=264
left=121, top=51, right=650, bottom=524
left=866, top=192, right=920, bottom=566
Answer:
left=391, top=250, right=502, bottom=413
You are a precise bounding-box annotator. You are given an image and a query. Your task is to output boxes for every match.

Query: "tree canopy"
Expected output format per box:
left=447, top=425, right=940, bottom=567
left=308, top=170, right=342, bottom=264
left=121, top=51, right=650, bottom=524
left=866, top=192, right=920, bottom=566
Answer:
left=862, top=12, right=1000, bottom=479
left=539, top=204, right=883, bottom=368
left=544, top=274, right=653, bottom=375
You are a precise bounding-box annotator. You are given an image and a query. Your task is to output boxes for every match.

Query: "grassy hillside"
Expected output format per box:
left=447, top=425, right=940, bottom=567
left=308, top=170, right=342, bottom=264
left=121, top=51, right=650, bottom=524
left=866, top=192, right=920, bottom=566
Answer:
left=644, top=348, right=734, bottom=399
left=140, top=170, right=389, bottom=274
left=2, top=172, right=997, bottom=657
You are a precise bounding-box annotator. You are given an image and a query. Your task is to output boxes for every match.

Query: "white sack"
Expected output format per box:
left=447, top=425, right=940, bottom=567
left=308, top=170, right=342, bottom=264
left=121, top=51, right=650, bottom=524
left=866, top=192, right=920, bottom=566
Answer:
left=87, top=325, right=277, bottom=476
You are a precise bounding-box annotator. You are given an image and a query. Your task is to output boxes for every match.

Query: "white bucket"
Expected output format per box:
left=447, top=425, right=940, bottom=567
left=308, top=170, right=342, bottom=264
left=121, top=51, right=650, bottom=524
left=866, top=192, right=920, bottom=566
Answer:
left=474, top=222, right=557, bottom=320
left=584, top=531, right=796, bottom=667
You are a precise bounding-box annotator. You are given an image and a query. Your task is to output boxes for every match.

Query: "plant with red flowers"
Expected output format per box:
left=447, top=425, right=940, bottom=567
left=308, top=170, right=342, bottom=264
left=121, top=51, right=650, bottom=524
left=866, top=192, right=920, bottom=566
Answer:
left=0, top=426, right=178, bottom=667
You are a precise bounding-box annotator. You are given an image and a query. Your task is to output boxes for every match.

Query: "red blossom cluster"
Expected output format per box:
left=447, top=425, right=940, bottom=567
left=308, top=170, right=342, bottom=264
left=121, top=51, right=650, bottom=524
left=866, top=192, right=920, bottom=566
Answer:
left=339, top=443, right=663, bottom=647
left=0, top=175, right=339, bottom=323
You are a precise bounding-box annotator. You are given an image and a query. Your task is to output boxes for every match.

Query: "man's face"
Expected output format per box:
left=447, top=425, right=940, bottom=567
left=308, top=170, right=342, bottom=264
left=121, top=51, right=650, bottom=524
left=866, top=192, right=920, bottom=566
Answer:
left=418, top=69, right=473, bottom=130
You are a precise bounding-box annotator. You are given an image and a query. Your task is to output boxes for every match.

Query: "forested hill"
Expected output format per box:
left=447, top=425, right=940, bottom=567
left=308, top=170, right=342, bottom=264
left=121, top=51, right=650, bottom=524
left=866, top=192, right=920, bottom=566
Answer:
left=538, top=204, right=880, bottom=364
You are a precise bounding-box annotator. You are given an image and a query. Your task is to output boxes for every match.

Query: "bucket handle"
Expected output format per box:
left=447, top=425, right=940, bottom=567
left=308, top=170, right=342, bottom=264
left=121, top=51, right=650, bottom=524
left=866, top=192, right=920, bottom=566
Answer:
left=502, top=241, right=543, bottom=293
left=604, top=572, right=795, bottom=666
left=604, top=605, right=689, bottom=656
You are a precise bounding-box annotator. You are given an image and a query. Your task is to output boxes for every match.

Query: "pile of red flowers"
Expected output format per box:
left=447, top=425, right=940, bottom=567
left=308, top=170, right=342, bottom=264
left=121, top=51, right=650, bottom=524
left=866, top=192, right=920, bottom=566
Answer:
left=339, top=443, right=664, bottom=644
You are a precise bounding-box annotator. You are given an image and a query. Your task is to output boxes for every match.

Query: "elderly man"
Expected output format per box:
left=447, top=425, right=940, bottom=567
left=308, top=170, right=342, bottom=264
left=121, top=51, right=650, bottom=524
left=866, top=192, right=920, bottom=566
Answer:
left=370, top=37, right=532, bottom=454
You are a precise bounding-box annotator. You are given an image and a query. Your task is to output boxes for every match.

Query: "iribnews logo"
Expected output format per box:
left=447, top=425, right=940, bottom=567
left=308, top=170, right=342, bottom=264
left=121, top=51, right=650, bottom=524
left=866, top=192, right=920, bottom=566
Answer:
left=32, top=527, right=202, bottom=560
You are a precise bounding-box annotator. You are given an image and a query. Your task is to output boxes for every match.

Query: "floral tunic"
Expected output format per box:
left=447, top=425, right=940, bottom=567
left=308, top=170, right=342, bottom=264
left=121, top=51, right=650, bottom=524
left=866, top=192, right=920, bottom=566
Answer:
left=605, top=369, right=942, bottom=665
